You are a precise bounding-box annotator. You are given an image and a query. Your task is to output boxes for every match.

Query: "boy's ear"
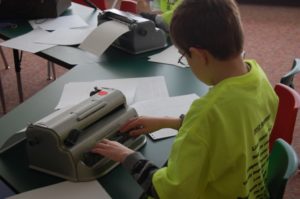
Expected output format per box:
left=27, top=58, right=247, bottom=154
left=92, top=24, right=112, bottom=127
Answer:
left=189, top=47, right=209, bottom=64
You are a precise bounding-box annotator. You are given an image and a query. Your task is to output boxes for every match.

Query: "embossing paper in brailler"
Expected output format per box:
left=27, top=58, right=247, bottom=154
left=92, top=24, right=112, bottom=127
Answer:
left=79, top=20, right=129, bottom=56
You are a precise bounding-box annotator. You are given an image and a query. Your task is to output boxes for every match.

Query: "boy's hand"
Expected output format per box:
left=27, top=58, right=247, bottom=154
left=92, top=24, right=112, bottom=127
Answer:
left=91, top=139, right=134, bottom=163
left=137, top=0, right=151, bottom=13
left=120, top=116, right=165, bottom=136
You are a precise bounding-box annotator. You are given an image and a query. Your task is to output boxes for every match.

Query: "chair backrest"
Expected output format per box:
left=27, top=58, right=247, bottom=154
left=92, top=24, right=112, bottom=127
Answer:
left=72, top=0, right=107, bottom=10
left=119, top=0, right=137, bottom=13
left=280, top=58, right=300, bottom=89
left=267, top=138, right=298, bottom=199
left=269, top=83, right=300, bottom=150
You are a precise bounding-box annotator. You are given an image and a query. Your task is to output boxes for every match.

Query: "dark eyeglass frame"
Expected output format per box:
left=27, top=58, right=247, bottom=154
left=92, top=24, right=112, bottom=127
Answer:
left=178, top=52, right=187, bottom=66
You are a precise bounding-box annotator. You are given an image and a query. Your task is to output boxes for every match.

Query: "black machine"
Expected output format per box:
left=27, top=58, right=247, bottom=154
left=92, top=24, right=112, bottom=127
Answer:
left=98, top=9, right=168, bottom=54
left=0, top=0, right=72, bottom=19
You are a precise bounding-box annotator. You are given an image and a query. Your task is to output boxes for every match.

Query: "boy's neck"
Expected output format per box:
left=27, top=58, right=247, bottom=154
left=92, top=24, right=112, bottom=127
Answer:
left=210, top=56, right=248, bottom=85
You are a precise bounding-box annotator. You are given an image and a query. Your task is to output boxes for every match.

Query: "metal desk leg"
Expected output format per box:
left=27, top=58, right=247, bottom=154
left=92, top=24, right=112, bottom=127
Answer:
left=12, top=49, right=23, bottom=102
left=47, top=61, right=56, bottom=80
left=51, top=62, right=56, bottom=80
left=0, top=74, right=6, bottom=113
left=47, top=61, right=51, bottom=80
left=0, top=47, right=9, bottom=69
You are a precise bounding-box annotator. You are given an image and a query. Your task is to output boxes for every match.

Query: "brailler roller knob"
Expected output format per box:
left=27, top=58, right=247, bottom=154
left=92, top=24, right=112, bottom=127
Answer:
left=138, top=28, right=147, bottom=36
left=28, top=137, right=39, bottom=146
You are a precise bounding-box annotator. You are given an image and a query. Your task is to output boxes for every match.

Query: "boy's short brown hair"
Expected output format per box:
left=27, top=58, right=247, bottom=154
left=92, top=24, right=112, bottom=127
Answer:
left=170, top=0, right=244, bottom=60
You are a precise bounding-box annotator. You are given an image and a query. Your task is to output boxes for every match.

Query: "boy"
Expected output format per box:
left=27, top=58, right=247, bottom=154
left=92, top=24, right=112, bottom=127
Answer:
left=137, top=0, right=182, bottom=31
left=91, top=0, right=279, bottom=198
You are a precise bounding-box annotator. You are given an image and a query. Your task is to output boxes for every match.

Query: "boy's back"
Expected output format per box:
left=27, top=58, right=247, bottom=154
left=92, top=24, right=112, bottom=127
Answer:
left=153, top=60, right=278, bottom=198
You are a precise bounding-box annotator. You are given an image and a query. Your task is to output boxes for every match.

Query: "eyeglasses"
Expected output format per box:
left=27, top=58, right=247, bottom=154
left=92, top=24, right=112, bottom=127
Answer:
left=178, top=52, right=188, bottom=66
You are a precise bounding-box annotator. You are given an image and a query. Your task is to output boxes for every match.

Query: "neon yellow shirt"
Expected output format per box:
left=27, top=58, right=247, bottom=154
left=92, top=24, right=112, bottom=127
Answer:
left=159, top=0, right=182, bottom=24
left=152, top=60, right=278, bottom=199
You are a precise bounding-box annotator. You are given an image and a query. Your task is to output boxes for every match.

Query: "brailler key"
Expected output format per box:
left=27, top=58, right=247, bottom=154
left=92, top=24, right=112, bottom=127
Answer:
left=111, top=132, right=131, bottom=143
left=64, top=129, right=82, bottom=147
left=82, top=152, right=103, bottom=167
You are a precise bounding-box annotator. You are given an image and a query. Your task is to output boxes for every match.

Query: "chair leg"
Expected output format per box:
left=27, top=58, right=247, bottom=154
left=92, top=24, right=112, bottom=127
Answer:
left=47, top=61, right=52, bottom=80
left=0, top=47, right=10, bottom=70
left=0, top=74, right=6, bottom=114
left=47, top=61, right=56, bottom=80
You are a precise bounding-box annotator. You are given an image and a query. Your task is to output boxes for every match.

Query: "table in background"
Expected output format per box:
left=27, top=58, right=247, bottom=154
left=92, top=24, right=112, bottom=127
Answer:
left=0, top=3, right=101, bottom=102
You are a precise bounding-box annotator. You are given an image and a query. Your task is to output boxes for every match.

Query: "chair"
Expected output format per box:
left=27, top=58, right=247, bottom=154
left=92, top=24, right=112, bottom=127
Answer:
left=120, top=0, right=137, bottom=13
left=267, top=138, right=298, bottom=199
left=269, top=83, right=300, bottom=151
left=280, top=58, right=300, bottom=89
left=72, top=0, right=107, bottom=10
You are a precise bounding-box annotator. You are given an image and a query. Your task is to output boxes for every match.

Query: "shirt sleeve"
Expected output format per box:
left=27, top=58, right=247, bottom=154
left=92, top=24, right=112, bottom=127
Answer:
left=160, top=0, right=182, bottom=25
left=122, top=152, right=160, bottom=198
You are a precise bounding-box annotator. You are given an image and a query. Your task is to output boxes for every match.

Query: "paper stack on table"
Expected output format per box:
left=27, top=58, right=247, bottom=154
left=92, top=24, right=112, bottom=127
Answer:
left=28, top=15, right=89, bottom=30
left=0, top=14, right=92, bottom=52
left=132, top=94, right=198, bottom=140
left=55, top=76, right=198, bottom=140
left=55, top=76, right=169, bottom=109
left=6, top=180, right=111, bottom=199
left=0, top=29, right=56, bottom=53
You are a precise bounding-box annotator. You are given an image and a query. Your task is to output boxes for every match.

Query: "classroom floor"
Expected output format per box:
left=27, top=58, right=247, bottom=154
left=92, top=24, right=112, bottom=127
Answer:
left=0, top=2, right=300, bottom=198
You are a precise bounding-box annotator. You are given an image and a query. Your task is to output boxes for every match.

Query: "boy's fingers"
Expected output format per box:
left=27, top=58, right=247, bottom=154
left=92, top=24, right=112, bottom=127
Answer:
left=94, top=139, right=111, bottom=148
left=120, top=119, right=141, bottom=132
left=101, top=139, right=110, bottom=144
left=91, top=147, right=105, bottom=154
left=129, top=128, right=146, bottom=136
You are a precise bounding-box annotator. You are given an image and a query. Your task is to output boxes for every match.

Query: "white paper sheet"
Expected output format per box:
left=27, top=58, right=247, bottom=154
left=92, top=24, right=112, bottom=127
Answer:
left=55, top=76, right=169, bottom=110
left=131, top=94, right=199, bottom=140
left=55, top=81, right=97, bottom=110
left=55, top=80, right=137, bottom=109
left=6, top=180, right=111, bottom=199
left=35, top=27, right=95, bottom=45
left=96, top=76, right=169, bottom=103
left=148, top=45, right=189, bottom=68
left=29, top=15, right=89, bottom=30
left=131, top=76, right=169, bottom=102
left=79, top=20, right=130, bottom=56
left=0, top=29, right=55, bottom=53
